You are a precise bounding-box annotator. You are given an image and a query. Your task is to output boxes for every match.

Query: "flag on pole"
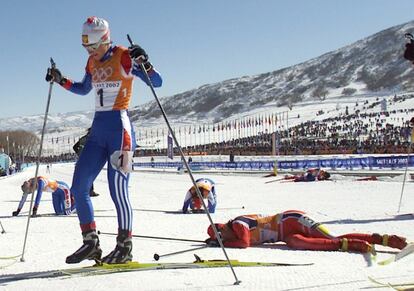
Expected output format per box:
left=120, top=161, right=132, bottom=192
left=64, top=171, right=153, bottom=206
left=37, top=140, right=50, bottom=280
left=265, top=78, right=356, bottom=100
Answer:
left=167, top=134, right=173, bottom=160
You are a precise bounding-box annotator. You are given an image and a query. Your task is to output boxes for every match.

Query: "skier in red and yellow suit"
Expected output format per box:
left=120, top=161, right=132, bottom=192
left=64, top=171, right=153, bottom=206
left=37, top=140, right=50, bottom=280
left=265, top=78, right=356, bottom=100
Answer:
left=206, top=210, right=407, bottom=253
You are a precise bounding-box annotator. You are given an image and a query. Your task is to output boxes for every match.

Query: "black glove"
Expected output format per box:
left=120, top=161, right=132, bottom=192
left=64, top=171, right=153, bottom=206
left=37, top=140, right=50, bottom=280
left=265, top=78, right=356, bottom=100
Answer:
left=45, top=67, right=66, bottom=85
left=129, top=45, right=153, bottom=72
left=205, top=238, right=220, bottom=247
left=129, top=44, right=148, bottom=62
left=404, top=42, right=414, bottom=62
left=12, top=209, right=21, bottom=216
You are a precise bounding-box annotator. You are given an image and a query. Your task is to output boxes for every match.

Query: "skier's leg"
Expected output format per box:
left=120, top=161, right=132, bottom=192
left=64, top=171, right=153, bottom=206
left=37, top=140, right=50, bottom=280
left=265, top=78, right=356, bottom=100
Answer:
left=52, top=192, right=64, bottom=215
left=66, top=135, right=106, bottom=264
left=101, top=161, right=133, bottom=264
left=70, top=138, right=106, bottom=230
left=102, top=113, right=135, bottom=264
left=338, top=233, right=407, bottom=249
left=285, top=234, right=373, bottom=253
left=285, top=234, right=341, bottom=251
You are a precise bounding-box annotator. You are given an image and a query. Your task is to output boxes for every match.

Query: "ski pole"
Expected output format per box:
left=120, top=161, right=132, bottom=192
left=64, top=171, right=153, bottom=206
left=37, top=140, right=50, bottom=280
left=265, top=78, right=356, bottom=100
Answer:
left=98, top=231, right=205, bottom=243
left=397, top=130, right=412, bottom=213
left=265, top=177, right=286, bottom=184
left=153, top=245, right=208, bottom=261
left=217, top=206, right=245, bottom=210
left=127, top=34, right=241, bottom=285
left=0, top=221, right=5, bottom=234
left=20, top=58, right=56, bottom=262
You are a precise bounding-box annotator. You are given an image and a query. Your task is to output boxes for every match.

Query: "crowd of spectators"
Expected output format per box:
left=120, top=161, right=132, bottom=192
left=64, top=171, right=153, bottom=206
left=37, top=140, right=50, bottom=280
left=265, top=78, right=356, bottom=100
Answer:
left=12, top=153, right=78, bottom=166
left=139, top=101, right=414, bottom=157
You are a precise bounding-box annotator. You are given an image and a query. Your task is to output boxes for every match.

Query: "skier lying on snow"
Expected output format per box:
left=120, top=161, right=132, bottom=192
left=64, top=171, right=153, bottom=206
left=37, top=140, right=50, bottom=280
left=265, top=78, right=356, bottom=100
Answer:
left=13, top=176, right=75, bottom=217
left=205, top=210, right=407, bottom=253
left=284, top=168, right=331, bottom=182
left=182, top=178, right=217, bottom=213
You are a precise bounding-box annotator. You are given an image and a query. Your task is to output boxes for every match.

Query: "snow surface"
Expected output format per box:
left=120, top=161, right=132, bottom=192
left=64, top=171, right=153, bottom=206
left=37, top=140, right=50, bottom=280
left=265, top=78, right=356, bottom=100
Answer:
left=0, top=163, right=413, bottom=290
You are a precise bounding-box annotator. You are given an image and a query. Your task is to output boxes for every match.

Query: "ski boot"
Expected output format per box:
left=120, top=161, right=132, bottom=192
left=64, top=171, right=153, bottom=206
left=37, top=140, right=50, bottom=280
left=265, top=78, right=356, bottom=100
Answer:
left=372, top=233, right=407, bottom=250
left=102, top=230, right=133, bottom=264
left=66, top=230, right=102, bottom=264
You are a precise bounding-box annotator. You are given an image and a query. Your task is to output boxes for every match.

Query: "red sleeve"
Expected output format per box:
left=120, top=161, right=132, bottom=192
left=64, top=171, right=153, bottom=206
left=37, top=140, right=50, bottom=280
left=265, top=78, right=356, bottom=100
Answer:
left=121, top=50, right=132, bottom=74
left=223, top=223, right=250, bottom=248
left=62, top=79, right=72, bottom=90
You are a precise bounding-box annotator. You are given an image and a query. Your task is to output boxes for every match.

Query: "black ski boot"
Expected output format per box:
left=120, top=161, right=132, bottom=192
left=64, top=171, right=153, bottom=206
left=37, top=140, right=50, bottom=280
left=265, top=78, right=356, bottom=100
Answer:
left=102, top=230, right=133, bottom=264
left=66, top=230, right=102, bottom=264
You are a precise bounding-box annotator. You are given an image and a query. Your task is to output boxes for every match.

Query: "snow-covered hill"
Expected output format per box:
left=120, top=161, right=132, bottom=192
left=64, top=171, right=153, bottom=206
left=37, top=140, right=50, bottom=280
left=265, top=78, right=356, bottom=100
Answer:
left=1, top=20, right=414, bottom=135
left=130, top=20, right=414, bottom=122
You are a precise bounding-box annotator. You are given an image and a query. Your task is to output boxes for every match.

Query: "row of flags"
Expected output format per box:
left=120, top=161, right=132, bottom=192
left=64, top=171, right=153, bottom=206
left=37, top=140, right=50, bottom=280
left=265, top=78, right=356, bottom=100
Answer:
left=47, top=112, right=289, bottom=145
left=138, top=112, right=289, bottom=138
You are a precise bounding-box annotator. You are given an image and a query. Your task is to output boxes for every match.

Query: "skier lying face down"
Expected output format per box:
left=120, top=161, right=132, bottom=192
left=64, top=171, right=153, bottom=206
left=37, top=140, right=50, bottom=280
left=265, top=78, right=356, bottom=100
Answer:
left=285, top=168, right=331, bottom=182
left=206, top=210, right=407, bottom=253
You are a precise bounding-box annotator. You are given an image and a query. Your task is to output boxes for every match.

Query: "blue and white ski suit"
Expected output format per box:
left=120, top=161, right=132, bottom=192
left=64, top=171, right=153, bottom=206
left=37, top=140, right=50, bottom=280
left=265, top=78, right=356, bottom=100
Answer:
left=61, top=45, right=162, bottom=233
left=182, top=178, right=217, bottom=213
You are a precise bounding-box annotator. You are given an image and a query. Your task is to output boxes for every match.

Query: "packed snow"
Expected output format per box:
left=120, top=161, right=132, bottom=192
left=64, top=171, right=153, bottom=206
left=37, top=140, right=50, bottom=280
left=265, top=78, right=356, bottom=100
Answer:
left=0, top=163, right=413, bottom=290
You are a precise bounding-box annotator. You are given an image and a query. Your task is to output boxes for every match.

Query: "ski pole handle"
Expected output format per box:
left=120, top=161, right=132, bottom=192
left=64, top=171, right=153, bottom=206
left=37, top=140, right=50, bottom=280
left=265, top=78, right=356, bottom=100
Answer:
left=50, top=58, right=56, bottom=69
left=127, top=34, right=134, bottom=46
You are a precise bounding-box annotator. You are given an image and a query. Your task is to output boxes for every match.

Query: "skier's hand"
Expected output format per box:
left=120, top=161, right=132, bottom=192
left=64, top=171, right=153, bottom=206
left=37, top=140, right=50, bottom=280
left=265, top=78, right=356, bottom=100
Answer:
left=45, top=67, right=66, bottom=85
left=205, top=238, right=220, bottom=247
left=129, top=44, right=148, bottom=63
left=12, top=209, right=20, bottom=216
left=404, top=42, right=414, bottom=62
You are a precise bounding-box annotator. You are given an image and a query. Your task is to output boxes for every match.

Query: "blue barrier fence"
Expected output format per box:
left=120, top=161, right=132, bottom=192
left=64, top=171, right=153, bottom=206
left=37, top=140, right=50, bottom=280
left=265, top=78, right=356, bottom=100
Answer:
left=134, top=155, right=414, bottom=171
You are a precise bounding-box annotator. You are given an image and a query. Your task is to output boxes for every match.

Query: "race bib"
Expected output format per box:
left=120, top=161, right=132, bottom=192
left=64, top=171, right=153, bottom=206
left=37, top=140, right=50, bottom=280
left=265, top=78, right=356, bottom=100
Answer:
left=110, top=150, right=134, bottom=174
left=94, top=81, right=122, bottom=111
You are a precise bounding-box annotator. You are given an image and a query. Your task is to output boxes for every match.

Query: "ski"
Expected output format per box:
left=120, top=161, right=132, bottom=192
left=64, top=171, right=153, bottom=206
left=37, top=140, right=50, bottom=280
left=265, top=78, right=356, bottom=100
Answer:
left=378, top=242, right=414, bottom=265
left=385, top=212, right=414, bottom=219
left=368, top=276, right=414, bottom=290
left=0, top=258, right=313, bottom=284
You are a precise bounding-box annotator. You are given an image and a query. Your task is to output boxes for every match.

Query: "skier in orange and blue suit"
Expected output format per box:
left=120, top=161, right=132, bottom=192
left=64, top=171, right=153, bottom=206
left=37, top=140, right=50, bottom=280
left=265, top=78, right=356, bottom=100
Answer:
left=45, top=16, right=162, bottom=264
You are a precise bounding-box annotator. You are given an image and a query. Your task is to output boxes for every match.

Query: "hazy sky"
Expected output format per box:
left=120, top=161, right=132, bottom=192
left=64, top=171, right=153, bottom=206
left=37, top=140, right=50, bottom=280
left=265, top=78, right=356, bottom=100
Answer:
left=1, top=0, right=414, bottom=118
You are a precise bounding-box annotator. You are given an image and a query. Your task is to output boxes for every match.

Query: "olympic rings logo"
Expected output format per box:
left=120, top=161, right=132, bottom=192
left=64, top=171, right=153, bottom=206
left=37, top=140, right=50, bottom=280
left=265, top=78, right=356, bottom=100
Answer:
left=92, top=67, right=113, bottom=82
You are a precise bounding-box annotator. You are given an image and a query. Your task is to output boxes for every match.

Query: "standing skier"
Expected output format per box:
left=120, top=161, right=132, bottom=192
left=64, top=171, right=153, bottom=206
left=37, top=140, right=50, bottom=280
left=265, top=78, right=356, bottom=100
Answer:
left=45, top=16, right=162, bottom=264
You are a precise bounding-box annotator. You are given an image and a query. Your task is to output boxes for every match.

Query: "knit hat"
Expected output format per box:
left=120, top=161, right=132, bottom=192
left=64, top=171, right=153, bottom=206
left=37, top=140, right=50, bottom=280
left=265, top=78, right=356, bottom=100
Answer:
left=82, top=16, right=110, bottom=46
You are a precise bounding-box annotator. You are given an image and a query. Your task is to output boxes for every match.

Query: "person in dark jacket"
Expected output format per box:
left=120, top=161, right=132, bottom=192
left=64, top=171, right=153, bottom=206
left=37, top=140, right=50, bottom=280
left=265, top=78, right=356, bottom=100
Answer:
left=73, top=128, right=99, bottom=197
